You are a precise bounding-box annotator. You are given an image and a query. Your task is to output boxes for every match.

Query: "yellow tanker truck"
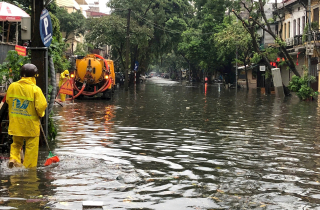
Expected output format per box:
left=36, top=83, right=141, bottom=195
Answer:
left=71, top=54, right=115, bottom=99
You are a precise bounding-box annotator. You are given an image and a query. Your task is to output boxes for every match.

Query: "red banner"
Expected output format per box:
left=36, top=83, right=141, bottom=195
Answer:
left=15, top=45, right=26, bottom=56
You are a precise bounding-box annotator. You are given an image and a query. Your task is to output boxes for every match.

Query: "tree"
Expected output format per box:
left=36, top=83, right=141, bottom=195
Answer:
left=85, top=14, right=152, bottom=73
left=55, top=8, right=86, bottom=42
left=232, top=0, right=301, bottom=93
left=215, top=17, right=253, bottom=89
left=105, top=0, right=192, bottom=75
left=174, top=0, right=233, bottom=82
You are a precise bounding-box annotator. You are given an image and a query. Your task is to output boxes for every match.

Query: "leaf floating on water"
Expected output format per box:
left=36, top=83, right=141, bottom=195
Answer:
left=26, top=199, right=45, bottom=203
left=210, top=197, right=221, bottom=202
left=216, top=189, right=224, bottom=193
left=123, top=199, right=131, bottom=203
left=139, top=153, right=146, bottom=155
left=1, top=180, right=8, bottom=183
left=260, top=204, right=266, bottom=207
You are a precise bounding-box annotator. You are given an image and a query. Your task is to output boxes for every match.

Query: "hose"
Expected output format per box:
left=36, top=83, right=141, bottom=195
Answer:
left=73, top=79, right=110, bottom=96
left=48, top=56, right=56, bottom=114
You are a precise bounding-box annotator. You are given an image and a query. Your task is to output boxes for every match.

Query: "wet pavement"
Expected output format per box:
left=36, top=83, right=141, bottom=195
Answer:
left=1, top=77, right=320, bottom=209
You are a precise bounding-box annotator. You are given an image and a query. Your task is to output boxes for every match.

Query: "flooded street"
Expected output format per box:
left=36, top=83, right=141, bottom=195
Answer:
left=2, top=77, right=320, bottom=209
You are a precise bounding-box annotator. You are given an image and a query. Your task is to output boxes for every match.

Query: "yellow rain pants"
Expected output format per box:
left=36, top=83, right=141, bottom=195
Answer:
left=10, top=136, right=39, bottom=168
left=6, top=77, right=47, bottom=168
left=59, top=70, right=70, bottom=102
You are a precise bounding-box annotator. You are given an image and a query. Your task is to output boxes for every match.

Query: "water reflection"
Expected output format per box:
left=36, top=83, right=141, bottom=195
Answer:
left=2, top=77, right=320, bottom=209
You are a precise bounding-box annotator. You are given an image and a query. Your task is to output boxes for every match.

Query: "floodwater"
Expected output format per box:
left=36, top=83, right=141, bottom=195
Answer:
left=1, top=77, right=320, bottom=210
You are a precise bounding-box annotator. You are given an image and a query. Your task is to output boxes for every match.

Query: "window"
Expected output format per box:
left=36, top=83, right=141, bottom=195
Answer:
left=313, top=8, right=319, bottom=29
left=294, top=19, right=296, bottom=36
left=288, top=21, right=290, bottom=37
left=284, top=23, right=286, bottom=39
left=297, top=18, right=300, bottom=35
left=302, top=16, right=305, bottom=31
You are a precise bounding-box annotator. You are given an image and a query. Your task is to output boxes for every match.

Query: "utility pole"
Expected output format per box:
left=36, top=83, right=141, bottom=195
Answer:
left=236, top=18, right=238, bottom=91
left=189, top=63, right=190, bottom=81
left=31, top=0, right=46, bottom=93
left=236, top=47, right=238, bottom=91
left=124, top=9, right=131, bottom=91
left=308, top=0, right=312, bottom=86
left=30, top=0, right=48, bottom=136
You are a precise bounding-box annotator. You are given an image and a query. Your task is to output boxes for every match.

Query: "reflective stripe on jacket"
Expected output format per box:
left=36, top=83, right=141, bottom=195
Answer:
left=6, top=77, right=47, bottom=137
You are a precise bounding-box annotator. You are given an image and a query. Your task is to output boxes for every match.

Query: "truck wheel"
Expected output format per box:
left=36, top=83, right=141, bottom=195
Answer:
left=101, top=89, right=112, bottom=100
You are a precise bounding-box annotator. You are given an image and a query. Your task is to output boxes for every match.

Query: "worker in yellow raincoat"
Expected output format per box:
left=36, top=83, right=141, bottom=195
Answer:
left=59, top=70, right=70, bottom=102
left=6, top=64, right=47, bottom=168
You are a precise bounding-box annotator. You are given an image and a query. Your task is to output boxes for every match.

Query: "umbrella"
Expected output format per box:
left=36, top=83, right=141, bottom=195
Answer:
left=0, top=2, right=29, bottom=22
left=0, top=2, right=30, bottom=44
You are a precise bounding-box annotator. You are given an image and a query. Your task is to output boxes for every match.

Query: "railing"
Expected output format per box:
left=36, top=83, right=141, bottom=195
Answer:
left=294, top=35, right=303, bottom=46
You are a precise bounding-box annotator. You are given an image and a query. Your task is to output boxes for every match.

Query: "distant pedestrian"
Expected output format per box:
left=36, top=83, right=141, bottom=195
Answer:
left=59, top=70, right=70, bottom=102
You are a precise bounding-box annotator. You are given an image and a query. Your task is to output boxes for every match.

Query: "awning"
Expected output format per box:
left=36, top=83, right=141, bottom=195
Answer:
left=0, top=2, right=29, bottom=22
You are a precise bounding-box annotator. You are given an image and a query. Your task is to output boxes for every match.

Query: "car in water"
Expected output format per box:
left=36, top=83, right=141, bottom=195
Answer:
left=140, top=75, right=146, bottom=83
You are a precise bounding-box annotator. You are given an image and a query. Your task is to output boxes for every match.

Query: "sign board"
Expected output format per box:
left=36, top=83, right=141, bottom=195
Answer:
left=39, top=9, right=53, bottom=47
left=15, top=45, right=26, bottom=56
left=59, top=79, right=73, bottom=96
left=134, top=61, right=139, bottom=71
left=21, top=17, right=31, bottom=40
left=260, top=65, right=265, bottom=71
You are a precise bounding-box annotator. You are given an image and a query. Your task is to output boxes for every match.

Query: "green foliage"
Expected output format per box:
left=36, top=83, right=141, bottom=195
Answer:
left=251, top=52, right=261, bottom=64
left=265, top=47, right=278, bottom=62
left=288, top=73, right=318, bottom=100
left=49, top=37, right=70, bottom=73
left=297, top=85, right=317, bottom=100
left=9, top=0, right=31, bottom=14
left=48, top=112, right=57, bottom=141
left=288, top=75, right=301, bottom=92
left=267, top=18, right=274, bottom=23
left=302, top=22, right=318, bottom=42
left=50, top=12, right=63, bottom=42
left=0, top=51, right=30, bottom=84
left=275, top=37, right=286, bottom=47
left=55, top=8, right=86, bottom=41
left=74, top=43, right=91, bottom=56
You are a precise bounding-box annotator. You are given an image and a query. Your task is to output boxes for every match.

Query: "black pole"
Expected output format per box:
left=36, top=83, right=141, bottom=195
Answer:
left=31, top=0, right=45, bottom=91
left=125, top=9, right=131, bottom=91
left=30, top=0, right=48, bottom=136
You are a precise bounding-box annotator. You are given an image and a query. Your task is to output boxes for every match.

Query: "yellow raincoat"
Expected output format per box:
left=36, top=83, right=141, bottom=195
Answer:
left=59, top=70, right=70, bottom=102
left=6, top=77, right=47, bottom=168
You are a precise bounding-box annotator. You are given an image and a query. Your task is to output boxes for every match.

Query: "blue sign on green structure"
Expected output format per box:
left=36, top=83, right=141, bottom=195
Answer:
left=40, top=9, right=52, bottom=47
